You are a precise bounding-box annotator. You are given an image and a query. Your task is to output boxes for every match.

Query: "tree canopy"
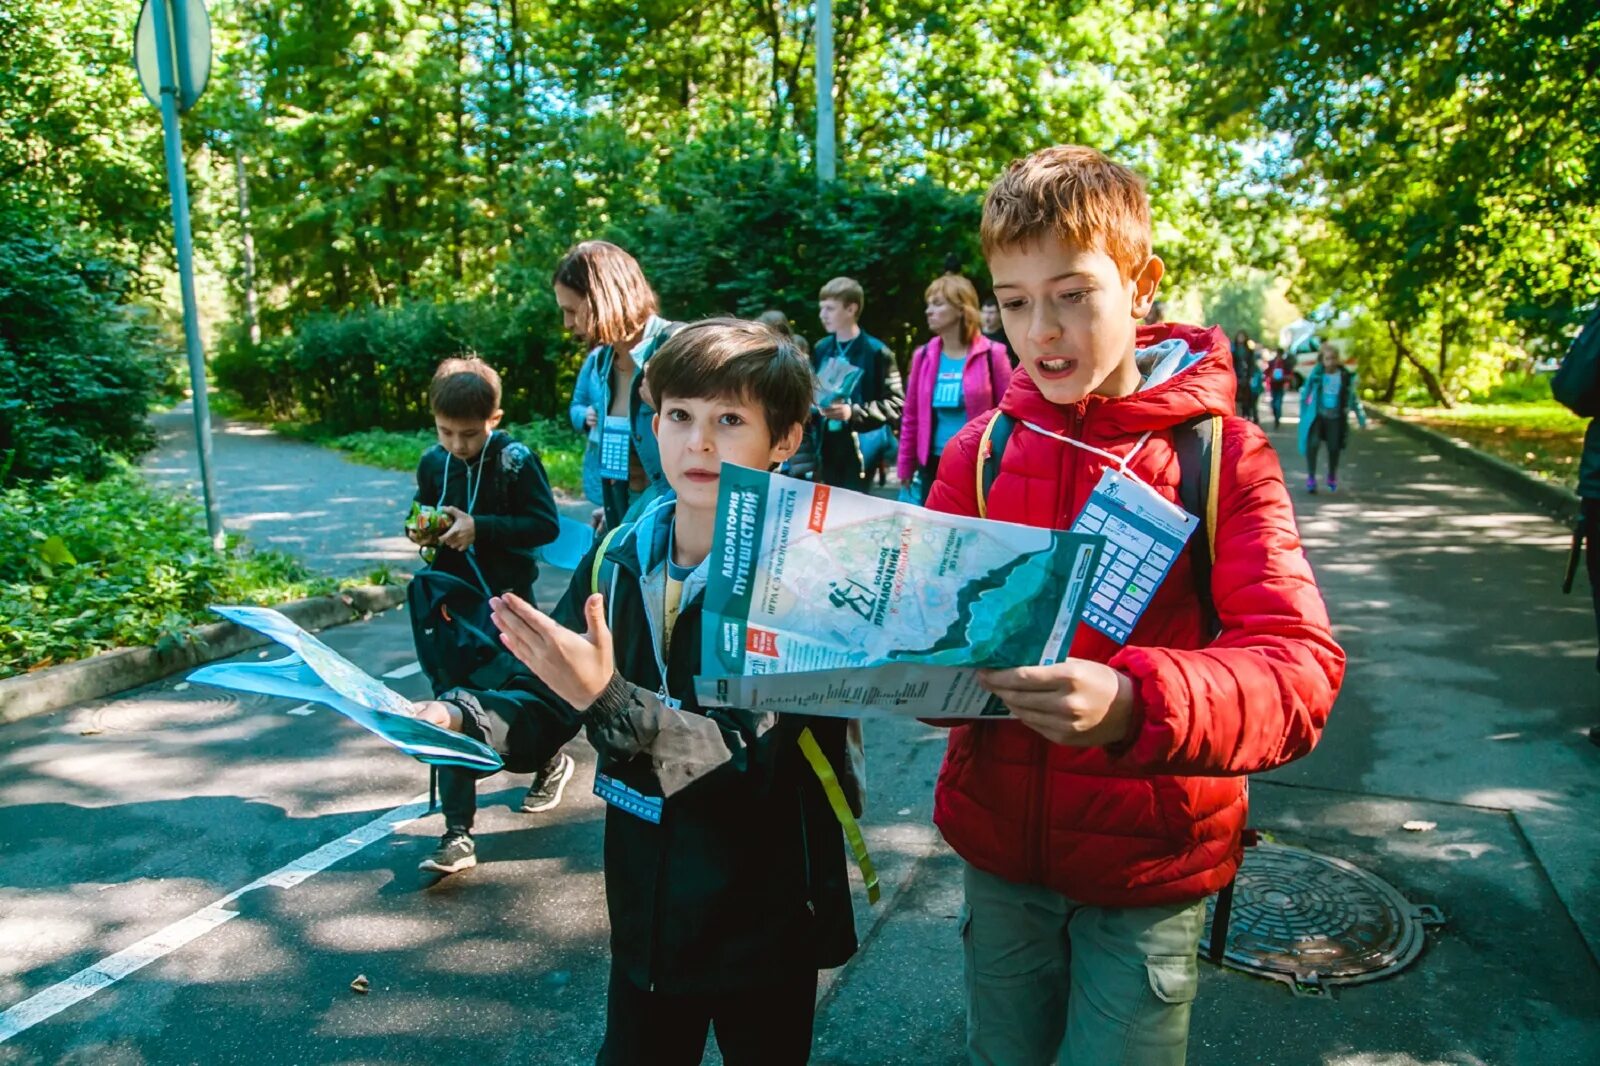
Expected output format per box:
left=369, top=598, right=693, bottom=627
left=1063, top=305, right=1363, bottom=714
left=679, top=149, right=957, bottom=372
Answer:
left=3, top=0, right=1596, bottom=460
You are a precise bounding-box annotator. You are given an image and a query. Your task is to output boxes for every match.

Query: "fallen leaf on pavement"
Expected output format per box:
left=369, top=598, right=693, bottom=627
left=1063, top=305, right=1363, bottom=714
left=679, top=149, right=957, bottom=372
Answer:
left=350, top=975, right=370, bottom=994
left=1402, top=820, right=1437, bottom=832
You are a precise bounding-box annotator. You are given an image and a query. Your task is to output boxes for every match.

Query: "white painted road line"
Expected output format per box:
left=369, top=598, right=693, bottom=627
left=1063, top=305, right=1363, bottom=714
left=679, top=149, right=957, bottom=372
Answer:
left=382, top=662, right=424, bottom=680
left=0, top=793, right=431, bottom=1045
left=285, top=703, right=316, bottom=716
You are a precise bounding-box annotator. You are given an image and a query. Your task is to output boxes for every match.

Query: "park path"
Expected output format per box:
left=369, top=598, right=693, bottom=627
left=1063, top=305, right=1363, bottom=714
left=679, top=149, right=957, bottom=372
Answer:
left=141, top=401, right=422, bottom=578
left=141, top=401, right=590, bottom=580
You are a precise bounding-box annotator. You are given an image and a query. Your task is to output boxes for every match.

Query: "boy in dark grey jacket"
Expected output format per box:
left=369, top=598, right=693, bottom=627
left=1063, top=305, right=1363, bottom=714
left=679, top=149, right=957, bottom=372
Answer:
left=407, top=357, right=570, bottom=874
left=415, top=321, right=866, bottom=1064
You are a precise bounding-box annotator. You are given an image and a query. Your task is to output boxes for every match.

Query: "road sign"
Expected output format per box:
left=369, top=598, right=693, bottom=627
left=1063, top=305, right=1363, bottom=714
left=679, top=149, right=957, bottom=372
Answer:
left=133, top=0, right=224, bottom=550
left=134, top=0, right=212, bottom=113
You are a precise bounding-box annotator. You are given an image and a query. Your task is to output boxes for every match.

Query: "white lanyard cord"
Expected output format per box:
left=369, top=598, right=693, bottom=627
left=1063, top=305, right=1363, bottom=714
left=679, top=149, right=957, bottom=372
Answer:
left=1020, top=421, right=1155, bottom=486
left=436, top=437, right=489, bottom=516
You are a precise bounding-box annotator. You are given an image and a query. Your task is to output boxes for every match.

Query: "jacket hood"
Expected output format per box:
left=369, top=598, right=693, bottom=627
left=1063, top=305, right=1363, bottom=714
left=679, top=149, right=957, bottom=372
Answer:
left=999, top=323, right=1235, bottom=437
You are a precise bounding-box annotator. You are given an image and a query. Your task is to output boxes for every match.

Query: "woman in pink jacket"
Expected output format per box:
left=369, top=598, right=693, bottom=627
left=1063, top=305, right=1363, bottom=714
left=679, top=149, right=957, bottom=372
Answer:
left=898, top=273, right=1012, bottom=504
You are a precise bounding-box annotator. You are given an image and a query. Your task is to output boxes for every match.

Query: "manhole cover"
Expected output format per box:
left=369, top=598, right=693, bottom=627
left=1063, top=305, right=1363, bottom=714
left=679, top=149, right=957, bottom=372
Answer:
left=1200, top=842, right=1444, bottom=996
left=91, top=692, right=259, bottom=732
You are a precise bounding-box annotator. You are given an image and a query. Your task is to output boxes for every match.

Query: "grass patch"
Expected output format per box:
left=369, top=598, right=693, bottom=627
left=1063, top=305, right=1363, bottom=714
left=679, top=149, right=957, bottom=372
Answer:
left=0, top=465, right=347, bottom=679
left=1401, top=400, right=1586, bottom=489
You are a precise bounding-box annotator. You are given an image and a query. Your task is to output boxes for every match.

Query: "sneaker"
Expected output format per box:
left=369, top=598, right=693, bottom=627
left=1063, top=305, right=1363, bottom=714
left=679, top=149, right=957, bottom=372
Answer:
left=1327, top=477, right=1338, bottom=493
left=1306, top=476, right=1318, bottom=494
left=419, top=828, right=476, bottom=874
left=519, top=751, right=576, bottom=813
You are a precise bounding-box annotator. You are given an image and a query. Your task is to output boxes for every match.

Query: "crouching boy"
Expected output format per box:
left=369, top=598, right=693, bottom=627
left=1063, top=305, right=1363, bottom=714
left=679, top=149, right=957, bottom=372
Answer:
left=415, top=319, right=864, bottom=1066
left=926, top=145, right=1346, bottom=1064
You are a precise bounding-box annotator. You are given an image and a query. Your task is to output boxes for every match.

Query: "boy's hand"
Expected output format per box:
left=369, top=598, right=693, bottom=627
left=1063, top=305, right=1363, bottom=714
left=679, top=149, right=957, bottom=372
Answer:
left=978, top=660, right=1138, bottom=748
left=413, top=700, right=462, bottom=731
left=823, top=402, right=852, bottom=421
left=439, top=507, right=475, bottom=549
left=585, top=406, right=598, bottom=429
left=491, top=593, right=615, bottom=709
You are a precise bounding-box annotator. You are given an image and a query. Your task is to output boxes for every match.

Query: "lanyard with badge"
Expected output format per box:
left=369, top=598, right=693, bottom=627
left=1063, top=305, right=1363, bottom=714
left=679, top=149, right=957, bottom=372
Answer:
left=591, top=521, right=685, bottom=825
left=1023, top=422, right=1199, bottom=645
left=434, top=439, right=493, bottom=595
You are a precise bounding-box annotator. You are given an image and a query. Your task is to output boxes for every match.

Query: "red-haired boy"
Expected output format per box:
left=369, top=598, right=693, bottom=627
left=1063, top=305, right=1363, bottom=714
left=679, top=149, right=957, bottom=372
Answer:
left=926, top=145, right=1345, bottom=1063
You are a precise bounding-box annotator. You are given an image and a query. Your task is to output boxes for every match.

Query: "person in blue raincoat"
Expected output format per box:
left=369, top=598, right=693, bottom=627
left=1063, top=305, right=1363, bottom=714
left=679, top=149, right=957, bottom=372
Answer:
left=1298, top=342, right=1367, bottom=493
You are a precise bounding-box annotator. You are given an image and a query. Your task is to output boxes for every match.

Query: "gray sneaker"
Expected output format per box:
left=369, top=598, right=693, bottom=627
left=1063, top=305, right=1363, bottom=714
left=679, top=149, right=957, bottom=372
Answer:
left=519, top=752, right=576, bottom=813
left=418, top=828, right=476, bottom=874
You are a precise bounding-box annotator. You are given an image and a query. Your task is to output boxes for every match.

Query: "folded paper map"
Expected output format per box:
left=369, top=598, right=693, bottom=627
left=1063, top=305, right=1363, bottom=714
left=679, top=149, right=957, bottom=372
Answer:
left=695, top=467, right=1102, bottom=718
left=189, top=605, right=502, bottom=771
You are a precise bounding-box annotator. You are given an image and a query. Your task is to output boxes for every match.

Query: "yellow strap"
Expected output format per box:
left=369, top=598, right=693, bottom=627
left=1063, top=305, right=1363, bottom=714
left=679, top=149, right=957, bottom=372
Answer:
left=974, top=410, right=1004, bottom=520
left=589, top=524, right=624, bottom=596
left=1205, top=415, right=1222, bottom=559
left=798, top=726, right=880, bottom=905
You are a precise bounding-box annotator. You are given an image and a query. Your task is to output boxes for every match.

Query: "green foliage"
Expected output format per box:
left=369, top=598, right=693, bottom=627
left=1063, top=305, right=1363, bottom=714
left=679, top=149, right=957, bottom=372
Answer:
left=1171, top=0, right=1600, bottom=406
left=0, top=466, right=334, bottom=678
left=0, top=0, right=168, bottom=262
left=1404, top=400, right=1585, bottom=490
left=0, top=236, right=170, bottom=483
left=307, top=419, right=586, bottom=497
left=214, top=298, right=551, bottom=431
left=602, top=136, right=988, bottom=362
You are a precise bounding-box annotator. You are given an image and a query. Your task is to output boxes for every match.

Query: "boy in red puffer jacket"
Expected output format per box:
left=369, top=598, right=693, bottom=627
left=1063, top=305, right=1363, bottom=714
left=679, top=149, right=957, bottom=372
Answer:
left=926, top=145, right=1345, bottom=1065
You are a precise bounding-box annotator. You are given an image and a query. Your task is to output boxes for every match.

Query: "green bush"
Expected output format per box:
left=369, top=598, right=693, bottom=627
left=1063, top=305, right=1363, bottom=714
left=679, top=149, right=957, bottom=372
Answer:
left=0, top=465, right=334, bottom=678
left=215, top=299, right=559, bottom=434
left=0, top=235, right=170, bottom=483
left=310, top=418, right=586, bottom=497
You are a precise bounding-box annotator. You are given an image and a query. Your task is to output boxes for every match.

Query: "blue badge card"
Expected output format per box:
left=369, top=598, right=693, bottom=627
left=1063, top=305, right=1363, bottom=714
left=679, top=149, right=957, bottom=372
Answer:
left=599, top=414, right=632, bottom=480
left=1070, top=469, right=1198, bottom=644
left=593, top=772, right=664, bottom=824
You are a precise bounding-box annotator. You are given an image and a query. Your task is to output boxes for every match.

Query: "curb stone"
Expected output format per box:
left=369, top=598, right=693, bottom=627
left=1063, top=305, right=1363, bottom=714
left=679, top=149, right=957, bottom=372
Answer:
left=1371, top=405, right=1581, bottom=522
left=0, top=580, right=410, bottom=727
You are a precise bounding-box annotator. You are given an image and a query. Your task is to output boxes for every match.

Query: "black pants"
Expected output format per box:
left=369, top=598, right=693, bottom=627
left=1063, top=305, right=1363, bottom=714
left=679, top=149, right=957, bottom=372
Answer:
left=1306, top=412, right=1348, bottom=479
left=597, top=963, right=818, bottom=1066
left=1585, top=498, right=1600, bottom=673
left=439, top=755, right=561, bottom=832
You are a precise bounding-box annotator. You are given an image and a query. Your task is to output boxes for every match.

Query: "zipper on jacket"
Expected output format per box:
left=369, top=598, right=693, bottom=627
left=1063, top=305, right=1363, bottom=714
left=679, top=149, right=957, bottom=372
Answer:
left=796, top=781, right=812, bottom=915
left=1031, top=402, right=1086, bottom=883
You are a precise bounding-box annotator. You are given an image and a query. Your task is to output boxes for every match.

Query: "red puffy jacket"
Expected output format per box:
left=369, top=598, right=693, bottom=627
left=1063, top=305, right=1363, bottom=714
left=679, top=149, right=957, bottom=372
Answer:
left=926, top=323, right=1344, bottom=907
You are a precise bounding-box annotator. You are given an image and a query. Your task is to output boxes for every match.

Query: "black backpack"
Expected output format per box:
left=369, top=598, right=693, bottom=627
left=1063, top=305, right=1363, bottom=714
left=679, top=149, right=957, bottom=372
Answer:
left=406, top=569, right=525, bottom=697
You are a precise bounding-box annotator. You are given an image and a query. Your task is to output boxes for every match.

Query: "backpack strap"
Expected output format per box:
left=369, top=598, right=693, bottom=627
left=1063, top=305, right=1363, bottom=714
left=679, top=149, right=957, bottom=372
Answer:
left=974, top=410, right=1015, bottom=519
left=797, top=726, right=881, bottom=905
left=1173, top=414, right=1223, bottom=640
left=589, top=522, right=627, bottom=616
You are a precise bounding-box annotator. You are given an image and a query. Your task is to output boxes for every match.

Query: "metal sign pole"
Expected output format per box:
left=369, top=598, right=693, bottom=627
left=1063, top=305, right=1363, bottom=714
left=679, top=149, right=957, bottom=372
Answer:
left=815, top=0, right=835, bottom=184
left=149, top=0, right=224, bottom=550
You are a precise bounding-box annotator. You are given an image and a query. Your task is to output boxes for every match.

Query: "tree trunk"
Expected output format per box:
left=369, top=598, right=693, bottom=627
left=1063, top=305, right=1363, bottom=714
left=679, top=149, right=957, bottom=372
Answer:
left=1387, top=319, right=1451, bottom=406
left=233, top=146, right=261, bottom=346
left=452, top=0, right=467, bottom=284
left=1380, top=319, right=1404, bottom=401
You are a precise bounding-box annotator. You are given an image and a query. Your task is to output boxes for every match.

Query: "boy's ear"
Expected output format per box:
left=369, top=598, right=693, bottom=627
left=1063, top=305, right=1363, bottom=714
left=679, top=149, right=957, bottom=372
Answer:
left=770, top=421, right=804, bottom=464
left=488, top=409, right=504, bottom=429
left=651, top=412, right=661, bottom=438
left=1130, top=256, right=1166, bottom=320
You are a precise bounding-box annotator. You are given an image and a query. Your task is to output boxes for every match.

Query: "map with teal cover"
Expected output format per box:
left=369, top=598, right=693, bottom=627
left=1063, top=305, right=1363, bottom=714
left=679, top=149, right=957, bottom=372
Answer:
left=189, top=606, right=502, bottom=771
left=697, top=466, right=1102, bottom=718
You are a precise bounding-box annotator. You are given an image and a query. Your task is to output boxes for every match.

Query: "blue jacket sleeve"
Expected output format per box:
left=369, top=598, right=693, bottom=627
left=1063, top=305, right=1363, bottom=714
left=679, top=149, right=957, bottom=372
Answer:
left=570, top=351, right=601, bottom=433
